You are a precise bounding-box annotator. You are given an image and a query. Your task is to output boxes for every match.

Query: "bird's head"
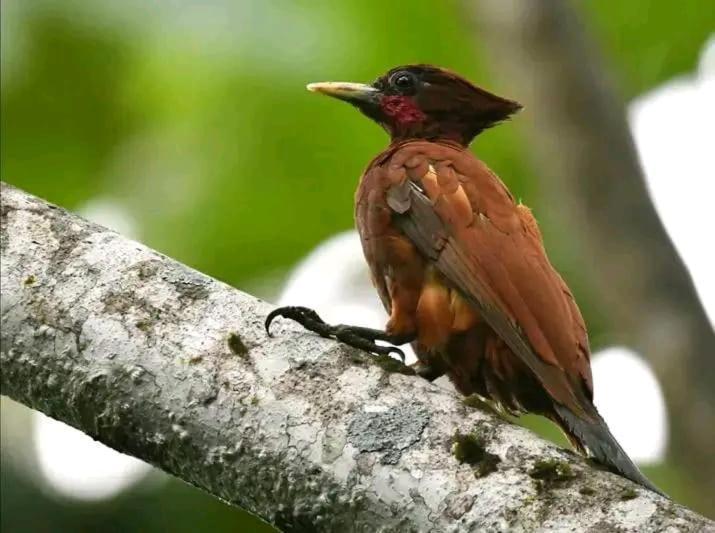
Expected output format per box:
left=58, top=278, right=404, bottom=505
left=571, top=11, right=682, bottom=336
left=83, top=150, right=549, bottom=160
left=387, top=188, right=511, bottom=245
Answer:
left=307, top=64, right=522, bottom=146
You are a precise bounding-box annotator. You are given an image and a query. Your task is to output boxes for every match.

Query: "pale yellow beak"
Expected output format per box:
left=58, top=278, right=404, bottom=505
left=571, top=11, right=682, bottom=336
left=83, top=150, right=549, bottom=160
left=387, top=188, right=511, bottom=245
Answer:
left=306, top=81, right=379, bottom=103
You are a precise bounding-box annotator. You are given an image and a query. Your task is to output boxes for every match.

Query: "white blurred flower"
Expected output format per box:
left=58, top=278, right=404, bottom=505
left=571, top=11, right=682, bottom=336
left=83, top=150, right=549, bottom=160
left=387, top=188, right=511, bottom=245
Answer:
left=33, top=413, right=153, bottom=501
left=591, top=347, right=667, bottom=463
left=629, top=34, right=715, bottom=326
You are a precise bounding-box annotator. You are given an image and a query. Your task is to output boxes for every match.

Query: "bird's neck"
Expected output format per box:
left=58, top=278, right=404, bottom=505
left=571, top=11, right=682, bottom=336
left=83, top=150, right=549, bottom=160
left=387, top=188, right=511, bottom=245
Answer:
left=388, top=134, right=468, bottom=150
left=387, top=120, right=475, bottom=146
left=371, top=138, right=467, bottom=167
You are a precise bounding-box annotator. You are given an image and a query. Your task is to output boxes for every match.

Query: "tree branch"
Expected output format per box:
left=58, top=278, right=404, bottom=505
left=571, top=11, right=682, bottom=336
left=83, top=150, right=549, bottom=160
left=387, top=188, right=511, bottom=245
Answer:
left=1, top=182, right=710, bottom=531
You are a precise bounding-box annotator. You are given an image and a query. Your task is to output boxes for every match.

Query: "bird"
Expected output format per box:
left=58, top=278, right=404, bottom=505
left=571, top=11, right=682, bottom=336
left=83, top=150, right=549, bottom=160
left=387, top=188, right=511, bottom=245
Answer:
left=265, top=64, right=664, bottom=495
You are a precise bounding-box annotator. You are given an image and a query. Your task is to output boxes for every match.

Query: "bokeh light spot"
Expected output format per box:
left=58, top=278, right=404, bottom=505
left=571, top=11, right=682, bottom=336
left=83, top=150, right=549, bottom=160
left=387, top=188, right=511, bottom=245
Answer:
left=591, top=346, right=668, bottom=463
left=33, top=412, right=152, bottom=501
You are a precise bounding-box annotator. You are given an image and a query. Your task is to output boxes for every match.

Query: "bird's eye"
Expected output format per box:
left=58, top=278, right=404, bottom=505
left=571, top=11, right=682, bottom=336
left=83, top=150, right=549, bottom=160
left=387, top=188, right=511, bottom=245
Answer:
left=390, top=71, right=417, bottom=92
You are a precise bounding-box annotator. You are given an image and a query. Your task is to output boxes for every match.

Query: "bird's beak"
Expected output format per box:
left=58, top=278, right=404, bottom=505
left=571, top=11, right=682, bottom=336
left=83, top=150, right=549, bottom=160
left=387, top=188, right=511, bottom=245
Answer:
left=306, top=82, right=380, bottom=104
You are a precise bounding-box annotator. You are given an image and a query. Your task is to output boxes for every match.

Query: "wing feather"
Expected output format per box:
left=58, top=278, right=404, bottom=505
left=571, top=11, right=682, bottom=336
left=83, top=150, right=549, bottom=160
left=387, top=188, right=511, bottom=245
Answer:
left=388, top=174, right=592, bottom=414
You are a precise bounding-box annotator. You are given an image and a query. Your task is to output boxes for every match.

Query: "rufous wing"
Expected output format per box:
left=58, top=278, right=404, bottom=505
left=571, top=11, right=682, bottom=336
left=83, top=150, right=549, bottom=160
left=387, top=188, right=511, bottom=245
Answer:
left=386, top=158, right=593, bottom=416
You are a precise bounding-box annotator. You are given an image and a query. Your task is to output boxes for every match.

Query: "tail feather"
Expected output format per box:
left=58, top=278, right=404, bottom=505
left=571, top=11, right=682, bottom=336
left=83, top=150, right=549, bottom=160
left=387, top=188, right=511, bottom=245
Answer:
left=553, top=403, right=667, bottom=497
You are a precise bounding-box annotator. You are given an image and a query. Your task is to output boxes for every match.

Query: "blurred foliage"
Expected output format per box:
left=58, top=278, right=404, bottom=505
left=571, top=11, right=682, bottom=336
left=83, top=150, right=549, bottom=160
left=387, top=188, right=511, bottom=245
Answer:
left=1, top=0, right=713, bottom=530
left=582, top=0, right=715, bottom=96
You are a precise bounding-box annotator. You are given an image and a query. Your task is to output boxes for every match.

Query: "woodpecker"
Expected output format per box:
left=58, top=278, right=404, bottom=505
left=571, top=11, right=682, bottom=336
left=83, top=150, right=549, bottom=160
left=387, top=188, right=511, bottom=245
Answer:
left=266, top=65, right=663, bottom=495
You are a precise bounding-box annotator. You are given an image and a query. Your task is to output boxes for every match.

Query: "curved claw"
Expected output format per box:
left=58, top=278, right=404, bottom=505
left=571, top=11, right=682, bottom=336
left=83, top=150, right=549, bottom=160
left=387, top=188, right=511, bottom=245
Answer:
left=265, top=306, right=328, bottom=337
left=264, top=308, right=281, bottom=337
left=388, top=346, right=405, bottom=363
left=265, top=305, right=407, bottom=365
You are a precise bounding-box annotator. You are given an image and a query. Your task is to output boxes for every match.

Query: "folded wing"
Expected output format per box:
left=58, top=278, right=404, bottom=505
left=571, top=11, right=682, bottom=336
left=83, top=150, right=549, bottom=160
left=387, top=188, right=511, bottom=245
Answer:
left=385, top=152, right=593, bottom=416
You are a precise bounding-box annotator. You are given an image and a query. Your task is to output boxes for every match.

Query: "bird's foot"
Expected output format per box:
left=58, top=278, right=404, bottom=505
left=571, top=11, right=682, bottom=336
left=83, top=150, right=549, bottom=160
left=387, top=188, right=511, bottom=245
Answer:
left=265, top=305, right=410, bottom=362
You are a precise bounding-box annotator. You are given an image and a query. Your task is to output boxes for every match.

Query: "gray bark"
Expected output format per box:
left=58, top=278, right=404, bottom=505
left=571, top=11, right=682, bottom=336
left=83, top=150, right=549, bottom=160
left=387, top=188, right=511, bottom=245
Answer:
left=1, top=182, right=711, bottom=532
left=466, top=0, right=715, bottom=503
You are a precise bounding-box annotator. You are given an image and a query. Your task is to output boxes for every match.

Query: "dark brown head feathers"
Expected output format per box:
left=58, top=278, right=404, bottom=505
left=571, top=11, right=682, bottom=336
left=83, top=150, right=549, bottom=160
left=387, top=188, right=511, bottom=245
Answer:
left=308, top=64, right=522, bottom=146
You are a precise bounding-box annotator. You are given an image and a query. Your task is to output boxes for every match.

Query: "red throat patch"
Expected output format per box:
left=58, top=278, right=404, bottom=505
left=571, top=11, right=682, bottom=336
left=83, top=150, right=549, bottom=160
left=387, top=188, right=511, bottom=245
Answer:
left=380, top=95, right=426, bottom=125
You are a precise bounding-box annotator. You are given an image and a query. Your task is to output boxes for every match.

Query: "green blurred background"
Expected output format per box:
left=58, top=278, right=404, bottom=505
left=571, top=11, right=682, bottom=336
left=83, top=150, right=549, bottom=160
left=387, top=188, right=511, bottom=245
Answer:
left=1, top=0, right=713, bottom=530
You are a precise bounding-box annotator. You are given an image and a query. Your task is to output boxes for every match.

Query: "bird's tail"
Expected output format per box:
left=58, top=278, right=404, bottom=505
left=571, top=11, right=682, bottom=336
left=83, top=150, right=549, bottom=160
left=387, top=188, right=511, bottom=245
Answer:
left=553, top=403, right=666, bottom=497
